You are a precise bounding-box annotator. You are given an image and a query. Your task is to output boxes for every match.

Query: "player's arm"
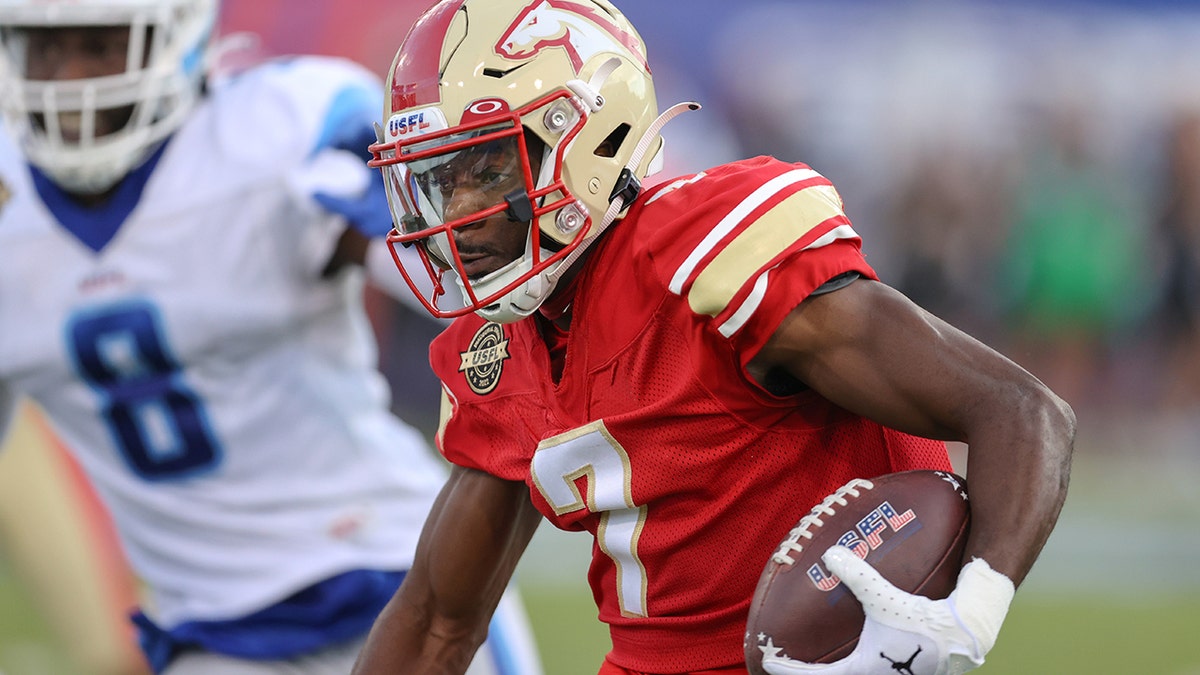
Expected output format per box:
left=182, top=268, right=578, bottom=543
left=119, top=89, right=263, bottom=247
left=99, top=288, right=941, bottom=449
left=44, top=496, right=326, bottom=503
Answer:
left=753, top=278, right=1073, bottom=584
left=352, top=464, right=543, bottom=675
left=275, top=60, right=445, bottom=317
left=317, top=170, right=454, bottom=317
left=753, top=276, right=1075, bottom=581
left=750, top=277, right=1074, bottom=674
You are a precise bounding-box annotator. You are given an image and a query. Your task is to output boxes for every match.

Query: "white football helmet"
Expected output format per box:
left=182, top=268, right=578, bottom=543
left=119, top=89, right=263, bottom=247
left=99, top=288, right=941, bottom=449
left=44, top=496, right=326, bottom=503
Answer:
left=370, top=0, right=693, bottom=323
left=0, top=0, right=217, bottom=194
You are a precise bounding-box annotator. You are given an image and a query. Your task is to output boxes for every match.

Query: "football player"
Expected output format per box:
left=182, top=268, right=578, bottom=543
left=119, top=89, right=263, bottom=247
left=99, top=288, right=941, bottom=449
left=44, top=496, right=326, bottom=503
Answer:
left=0, top=0, right=541, bottom=673
left=353, top=1, right=1076, bottom=674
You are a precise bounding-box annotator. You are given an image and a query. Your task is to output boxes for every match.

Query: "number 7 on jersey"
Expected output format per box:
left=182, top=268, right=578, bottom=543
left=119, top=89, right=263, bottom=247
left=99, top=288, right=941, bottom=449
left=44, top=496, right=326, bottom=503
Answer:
left=530, top=420, right=649, bottom=618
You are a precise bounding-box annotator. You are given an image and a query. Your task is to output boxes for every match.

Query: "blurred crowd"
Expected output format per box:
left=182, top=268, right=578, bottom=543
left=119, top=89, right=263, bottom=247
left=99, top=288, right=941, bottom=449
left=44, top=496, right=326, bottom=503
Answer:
left=626, top=0, right=1200, bottom=452
left=223, top=0, right=1200, bottom=453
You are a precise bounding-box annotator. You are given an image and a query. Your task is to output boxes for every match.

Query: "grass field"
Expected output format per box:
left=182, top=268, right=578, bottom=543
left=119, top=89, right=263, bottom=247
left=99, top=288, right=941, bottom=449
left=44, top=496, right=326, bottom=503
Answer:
left=520, top=584, right=1200, bottom=675
left=5, top=575, right=1194, bottom=675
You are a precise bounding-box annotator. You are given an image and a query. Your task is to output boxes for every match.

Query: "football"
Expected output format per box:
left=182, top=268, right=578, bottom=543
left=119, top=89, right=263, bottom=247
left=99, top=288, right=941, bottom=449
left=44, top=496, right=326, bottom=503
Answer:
left=744, top=470, right=971, bottom=672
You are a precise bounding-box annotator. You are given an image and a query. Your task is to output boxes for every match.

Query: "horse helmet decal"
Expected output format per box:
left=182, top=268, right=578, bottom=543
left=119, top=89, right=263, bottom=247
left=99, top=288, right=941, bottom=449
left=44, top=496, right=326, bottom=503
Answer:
left=495, top=0, right=649, bottom=75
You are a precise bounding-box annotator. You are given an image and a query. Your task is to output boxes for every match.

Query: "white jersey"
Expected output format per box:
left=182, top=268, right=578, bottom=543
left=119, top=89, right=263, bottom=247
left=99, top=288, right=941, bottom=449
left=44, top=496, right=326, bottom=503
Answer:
left=0, top=57, right=449, bottom=629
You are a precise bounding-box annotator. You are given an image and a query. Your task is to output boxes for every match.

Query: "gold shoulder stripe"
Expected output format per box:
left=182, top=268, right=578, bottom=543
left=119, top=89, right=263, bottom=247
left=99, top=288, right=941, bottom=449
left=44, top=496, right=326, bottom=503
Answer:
left=669, top=168, right=819, bottom=295
left=687, top=184, right=845, bottom=317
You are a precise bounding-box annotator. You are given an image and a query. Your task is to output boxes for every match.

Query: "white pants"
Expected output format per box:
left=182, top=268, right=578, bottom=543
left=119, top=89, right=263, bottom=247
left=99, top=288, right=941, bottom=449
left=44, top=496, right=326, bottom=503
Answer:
left=163, top=587, right=544, bottom=675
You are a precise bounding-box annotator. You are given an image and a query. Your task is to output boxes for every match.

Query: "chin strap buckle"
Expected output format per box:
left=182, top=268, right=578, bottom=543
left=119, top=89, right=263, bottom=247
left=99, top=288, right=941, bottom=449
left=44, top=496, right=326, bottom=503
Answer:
left=608, top=168, right=641, bottom=207
left=505, top=189, right=535, bottom=223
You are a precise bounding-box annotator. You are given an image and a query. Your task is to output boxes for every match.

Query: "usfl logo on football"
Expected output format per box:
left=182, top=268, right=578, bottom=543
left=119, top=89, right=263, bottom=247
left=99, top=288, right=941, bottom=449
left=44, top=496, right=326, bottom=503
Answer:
left=806, top=500, right=918, bottom=591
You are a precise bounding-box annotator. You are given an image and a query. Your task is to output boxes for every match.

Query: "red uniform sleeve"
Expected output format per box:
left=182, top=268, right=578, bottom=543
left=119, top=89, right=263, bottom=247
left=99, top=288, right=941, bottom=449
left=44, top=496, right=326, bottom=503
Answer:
left=632, top=156, right=878, bottom=367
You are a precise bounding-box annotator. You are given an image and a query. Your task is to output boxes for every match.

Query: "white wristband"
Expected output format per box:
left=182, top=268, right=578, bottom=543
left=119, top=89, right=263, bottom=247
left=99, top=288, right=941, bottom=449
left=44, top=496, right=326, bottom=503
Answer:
left=949, top=558, right=1015, bottom=660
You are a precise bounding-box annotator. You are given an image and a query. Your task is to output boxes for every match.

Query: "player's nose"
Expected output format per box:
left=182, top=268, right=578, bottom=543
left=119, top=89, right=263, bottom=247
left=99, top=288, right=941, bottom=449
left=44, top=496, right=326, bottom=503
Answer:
left=52, top=54, right=96, bottom=80
left=443, top=184, right=492, bottom=224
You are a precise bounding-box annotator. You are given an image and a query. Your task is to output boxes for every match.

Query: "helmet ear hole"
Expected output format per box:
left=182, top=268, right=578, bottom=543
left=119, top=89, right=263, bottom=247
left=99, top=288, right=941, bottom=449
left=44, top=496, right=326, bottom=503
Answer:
left=594, top=123, right=630, bottom=158
left=523, top=129, right=547, bottom=179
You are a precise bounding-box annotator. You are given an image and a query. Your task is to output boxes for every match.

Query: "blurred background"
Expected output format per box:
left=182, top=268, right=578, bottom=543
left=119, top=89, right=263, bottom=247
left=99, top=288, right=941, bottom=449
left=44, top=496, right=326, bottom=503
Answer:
left=2, top=0, right=1199, bottom=673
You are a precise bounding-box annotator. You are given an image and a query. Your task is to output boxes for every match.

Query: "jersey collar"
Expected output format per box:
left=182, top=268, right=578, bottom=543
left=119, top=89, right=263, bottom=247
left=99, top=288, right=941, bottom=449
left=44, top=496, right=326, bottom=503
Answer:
left=29, top=140, right=170, bottom=254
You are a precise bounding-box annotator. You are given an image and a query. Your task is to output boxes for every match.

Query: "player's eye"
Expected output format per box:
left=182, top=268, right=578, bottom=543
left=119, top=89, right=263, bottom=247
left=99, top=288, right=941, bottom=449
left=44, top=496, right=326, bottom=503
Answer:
left=476, top=169, right=510, bottom=190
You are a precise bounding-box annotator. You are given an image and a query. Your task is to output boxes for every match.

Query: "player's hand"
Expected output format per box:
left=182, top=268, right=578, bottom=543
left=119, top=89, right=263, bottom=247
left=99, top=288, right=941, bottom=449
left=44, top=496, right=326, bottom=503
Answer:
left=759, top=546, right=1015, bottom=675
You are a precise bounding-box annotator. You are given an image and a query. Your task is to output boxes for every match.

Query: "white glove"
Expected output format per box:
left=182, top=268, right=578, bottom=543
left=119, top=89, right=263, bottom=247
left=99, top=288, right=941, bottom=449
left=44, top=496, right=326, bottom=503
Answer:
left=759, top=546, right=1015, bottom=675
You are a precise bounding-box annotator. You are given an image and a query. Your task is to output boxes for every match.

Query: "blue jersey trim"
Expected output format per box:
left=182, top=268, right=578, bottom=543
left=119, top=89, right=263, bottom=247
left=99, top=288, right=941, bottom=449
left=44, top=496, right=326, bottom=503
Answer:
left=133, top=568, right=405, bottom=673
left=312, top=160, right=393, bottom=238
left=312, top=84, right=379, bottom=161
left=309, top=83, right=395, bottom=238
left=311, top=121, right=393, bottom=238
left=30, top=141, right=169, bottom=253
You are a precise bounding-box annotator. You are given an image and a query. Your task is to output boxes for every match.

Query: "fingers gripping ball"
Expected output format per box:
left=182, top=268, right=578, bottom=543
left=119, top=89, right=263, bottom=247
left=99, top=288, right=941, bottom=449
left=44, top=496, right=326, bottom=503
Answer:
left=744, top=471, right=971, bottom=672
left=782, top=550, right=1015, bottom=675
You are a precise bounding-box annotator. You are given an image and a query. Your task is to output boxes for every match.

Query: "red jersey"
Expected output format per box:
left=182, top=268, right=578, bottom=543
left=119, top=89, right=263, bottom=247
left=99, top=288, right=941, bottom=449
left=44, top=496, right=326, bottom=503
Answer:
left=430, top=157, right=951, bottom=673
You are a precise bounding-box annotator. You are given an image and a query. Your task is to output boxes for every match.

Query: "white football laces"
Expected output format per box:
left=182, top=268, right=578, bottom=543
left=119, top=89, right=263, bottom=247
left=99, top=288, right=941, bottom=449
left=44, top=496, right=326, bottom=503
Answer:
left=771, top=478, right=875, bottom=566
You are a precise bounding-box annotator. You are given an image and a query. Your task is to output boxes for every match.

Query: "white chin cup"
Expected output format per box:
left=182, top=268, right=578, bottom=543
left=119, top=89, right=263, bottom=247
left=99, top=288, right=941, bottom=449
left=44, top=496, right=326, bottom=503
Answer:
left=462, top=253, right=559, bottom=324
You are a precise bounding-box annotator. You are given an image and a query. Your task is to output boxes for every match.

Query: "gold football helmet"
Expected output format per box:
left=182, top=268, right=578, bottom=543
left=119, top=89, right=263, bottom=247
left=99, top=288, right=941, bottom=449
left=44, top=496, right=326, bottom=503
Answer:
left=370, top=0, right=694, bottom=322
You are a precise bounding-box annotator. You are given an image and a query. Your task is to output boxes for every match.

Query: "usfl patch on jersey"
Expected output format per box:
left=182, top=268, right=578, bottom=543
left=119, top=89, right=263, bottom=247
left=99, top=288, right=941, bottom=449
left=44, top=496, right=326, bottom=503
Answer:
left=458, top=322, right=511, bottom=394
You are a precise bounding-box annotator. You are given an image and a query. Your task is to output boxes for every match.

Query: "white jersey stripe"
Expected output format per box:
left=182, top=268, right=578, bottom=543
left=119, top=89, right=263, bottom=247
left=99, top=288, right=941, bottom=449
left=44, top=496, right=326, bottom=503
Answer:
left=668, top=168, right=820, bottom=295
left=803, top=224, right=859, bottom=252
left=718, top=267, right=773, bottom=338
